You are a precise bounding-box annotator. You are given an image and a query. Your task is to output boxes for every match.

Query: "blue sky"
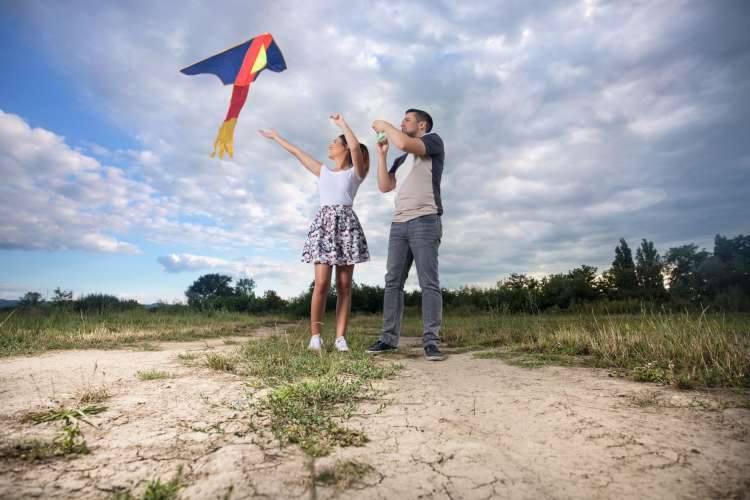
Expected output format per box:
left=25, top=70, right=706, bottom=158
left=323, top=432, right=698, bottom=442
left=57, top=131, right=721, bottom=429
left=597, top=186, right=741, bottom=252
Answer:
left=1, top=1, right=749, bottom=303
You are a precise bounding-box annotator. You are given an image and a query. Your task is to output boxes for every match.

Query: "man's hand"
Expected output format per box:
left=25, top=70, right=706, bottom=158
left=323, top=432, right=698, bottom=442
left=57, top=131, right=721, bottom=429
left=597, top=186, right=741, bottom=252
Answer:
left=258, top=128, right=280, bottom=140
left=371, top=119, right=390, bottom=133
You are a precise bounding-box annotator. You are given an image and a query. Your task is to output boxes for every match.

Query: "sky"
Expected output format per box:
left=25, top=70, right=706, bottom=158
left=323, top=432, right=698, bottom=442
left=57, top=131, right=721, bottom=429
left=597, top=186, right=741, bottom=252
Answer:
left=1, top=0, right=749, bottom=304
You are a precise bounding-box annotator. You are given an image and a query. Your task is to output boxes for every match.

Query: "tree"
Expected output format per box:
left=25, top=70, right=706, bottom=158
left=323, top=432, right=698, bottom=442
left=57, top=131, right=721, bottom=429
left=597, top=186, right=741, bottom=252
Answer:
left=610, top=238, right=638, bottom=298
left=52, top=287, right=74, bottom=306
left=712, top=234, right=750, bottom=295
left=498, top=273, right=540, bottom=313
left=258, top=290, right=287, bottom=312
left=18, top=291, right=43, bottom=308
left=539, top=266, right=600, bottom=310
left=234, top=278, right=256, bottom=298
left=635, top=239, right=666, bottom=299
left=185, top=274, right=235, bottom=310
left=664, top=244, right=710, bottom=302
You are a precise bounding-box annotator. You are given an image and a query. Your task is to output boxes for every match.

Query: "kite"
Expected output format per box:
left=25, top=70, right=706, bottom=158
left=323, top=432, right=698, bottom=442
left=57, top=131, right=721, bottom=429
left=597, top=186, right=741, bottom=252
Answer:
left=180, top=33, right=287, bottom=159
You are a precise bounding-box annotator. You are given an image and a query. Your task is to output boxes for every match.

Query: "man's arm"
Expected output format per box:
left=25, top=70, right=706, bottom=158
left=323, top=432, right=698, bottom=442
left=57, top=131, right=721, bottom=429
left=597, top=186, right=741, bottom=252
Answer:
left=375, top=139, right=396, bottom=193
left=372, top=120, right=426, bottom=156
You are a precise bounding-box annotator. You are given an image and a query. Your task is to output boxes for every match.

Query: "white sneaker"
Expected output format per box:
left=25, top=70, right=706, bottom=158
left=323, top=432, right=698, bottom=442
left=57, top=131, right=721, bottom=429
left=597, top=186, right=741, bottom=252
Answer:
left=308, top=335, right=323, bottom=352
left=334, top=337, right=349, bottom=352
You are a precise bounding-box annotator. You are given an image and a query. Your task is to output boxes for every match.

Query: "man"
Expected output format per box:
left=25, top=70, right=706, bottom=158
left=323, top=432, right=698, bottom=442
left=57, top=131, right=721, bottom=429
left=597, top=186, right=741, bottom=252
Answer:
left=367, top=109, right=445, bottom=361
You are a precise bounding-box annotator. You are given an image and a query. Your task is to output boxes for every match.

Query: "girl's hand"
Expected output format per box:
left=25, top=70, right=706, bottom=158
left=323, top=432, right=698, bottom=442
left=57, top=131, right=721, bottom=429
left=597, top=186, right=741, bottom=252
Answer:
left=330, top=113, right=345, bottom=126
left=258, top=128, right=280, bottom=140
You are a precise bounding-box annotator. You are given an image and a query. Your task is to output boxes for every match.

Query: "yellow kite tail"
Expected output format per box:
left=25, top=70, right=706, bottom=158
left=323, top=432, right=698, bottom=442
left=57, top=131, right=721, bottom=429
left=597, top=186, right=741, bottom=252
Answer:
left=211, top=118, right=237, bottom=159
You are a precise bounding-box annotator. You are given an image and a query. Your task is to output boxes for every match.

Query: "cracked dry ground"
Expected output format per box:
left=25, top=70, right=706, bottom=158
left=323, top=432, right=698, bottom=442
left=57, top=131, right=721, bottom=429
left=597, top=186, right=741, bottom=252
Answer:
left=1, top=331, right=749, bottom=499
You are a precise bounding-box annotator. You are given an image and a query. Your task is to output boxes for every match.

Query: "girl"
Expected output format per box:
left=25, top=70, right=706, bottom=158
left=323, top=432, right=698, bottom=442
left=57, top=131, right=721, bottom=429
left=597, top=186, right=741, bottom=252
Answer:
left=259, top=113, right=370, bottom=352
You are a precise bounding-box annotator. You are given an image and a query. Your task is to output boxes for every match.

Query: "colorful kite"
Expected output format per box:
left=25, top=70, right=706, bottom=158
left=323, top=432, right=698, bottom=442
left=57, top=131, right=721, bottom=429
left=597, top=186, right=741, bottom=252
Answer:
left=181, top=33, right=287, bottom=159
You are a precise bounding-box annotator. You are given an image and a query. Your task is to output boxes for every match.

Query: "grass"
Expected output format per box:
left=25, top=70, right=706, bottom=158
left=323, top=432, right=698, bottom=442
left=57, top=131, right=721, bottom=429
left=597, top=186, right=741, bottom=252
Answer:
left=474, top=349, right=593, bottom=368
left=136, top=369, right=171, bottom=380
left=7, top=404, right=102, bottom=461
left=205, top=353, right=238, bottom=373
left=315, top=459, right=377, bottom=488
left=346, top=310, right=750, bottom=388
left=0, top=308, right=283, bottom=357
left=21, top=404, right=107, bottom=425
left=0, top=423, right=89, bottom=461
left=1, top=307, right=747, bottom=390
left=176, top=352, right=200, bottom=364
left=241, top=332, right=401, bottom=456
left=75, top=384, right=112, bottom=404
left=113, top=467, right=184, bottom=500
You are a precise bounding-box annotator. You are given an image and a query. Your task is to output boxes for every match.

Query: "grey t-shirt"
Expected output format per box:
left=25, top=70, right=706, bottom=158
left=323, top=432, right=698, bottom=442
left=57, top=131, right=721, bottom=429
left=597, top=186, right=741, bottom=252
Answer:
left=388, top=132, right=444, bottom=223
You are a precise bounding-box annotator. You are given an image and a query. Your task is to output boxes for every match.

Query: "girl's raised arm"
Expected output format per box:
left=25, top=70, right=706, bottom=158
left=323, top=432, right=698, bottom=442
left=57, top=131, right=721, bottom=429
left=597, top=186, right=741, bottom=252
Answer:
left=258, top=128, right=322, bottom=177
left=330, top=113, right=367, bottom=180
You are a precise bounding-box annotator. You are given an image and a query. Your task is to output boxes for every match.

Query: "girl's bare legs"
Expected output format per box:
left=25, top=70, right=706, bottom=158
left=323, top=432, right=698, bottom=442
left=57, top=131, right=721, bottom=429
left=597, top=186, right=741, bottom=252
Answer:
left=311, top=264, right=333, bottom=336
left=335, top=265, right=354, bottom=338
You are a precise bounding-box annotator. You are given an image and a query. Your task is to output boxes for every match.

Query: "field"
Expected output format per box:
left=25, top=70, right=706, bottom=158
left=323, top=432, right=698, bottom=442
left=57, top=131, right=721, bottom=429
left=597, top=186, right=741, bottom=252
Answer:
left=0, top=309, right=748, bottom=498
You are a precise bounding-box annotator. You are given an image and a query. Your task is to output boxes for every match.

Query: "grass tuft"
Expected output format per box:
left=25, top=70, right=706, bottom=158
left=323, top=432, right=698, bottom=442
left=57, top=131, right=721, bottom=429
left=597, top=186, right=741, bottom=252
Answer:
left=242, top=333, right=401, bottom=456
left=0, top=423, right=89, bottom=461
left=75, top=384, right=112, bottom=404
left=315, top=459, right=376, bottom=488
left=21, top=404, right=107, bottom=424
left=136, top=369, right=171, bottom=381
left=205, top=353, right=238, bottom=373
left=113, top=466, right=183, bottom=500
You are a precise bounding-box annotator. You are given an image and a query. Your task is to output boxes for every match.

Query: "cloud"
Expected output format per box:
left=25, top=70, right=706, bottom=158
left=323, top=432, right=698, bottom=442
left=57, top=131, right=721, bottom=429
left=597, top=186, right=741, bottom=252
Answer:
left=0, top=110, right=143, bottom=253
left=157, top=253, right=232, bottom=273
left=3, top=0, right=749, bottom=295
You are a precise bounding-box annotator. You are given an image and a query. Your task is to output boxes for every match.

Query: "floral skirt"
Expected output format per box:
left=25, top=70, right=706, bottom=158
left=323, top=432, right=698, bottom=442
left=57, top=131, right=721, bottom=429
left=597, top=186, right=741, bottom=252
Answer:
left=302, top=205, right=370, bottom=265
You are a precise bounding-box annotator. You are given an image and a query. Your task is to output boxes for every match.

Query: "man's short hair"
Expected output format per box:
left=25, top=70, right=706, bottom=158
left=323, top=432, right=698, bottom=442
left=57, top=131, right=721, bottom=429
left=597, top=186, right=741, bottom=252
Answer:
left=405, top=108, right=433, bottom=133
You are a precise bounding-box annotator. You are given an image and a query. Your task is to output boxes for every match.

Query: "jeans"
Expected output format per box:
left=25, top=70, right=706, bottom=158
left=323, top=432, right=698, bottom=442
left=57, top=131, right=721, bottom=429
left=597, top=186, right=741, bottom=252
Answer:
left=380, top=214, right=442, bottom=347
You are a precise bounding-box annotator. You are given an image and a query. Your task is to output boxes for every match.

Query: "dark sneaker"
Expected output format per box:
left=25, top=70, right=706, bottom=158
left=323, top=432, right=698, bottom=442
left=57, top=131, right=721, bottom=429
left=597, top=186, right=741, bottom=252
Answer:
left=366, top=340, right=397, bottom=354
left=424, top=344, right=444, bottom=361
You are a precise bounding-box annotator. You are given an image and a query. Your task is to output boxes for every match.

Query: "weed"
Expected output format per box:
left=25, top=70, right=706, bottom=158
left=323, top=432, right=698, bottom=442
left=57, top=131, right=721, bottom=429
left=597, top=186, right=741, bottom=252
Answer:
left=136, top=369, right=171, bottom=381
left=315, top=459, right=376, bottom=488
left=205, top=353, right=237, bottom=373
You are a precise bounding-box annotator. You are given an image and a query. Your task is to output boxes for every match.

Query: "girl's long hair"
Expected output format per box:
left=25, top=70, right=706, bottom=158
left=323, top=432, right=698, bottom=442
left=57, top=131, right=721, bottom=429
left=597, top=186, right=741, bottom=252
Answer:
left=339, top=134, right=370, bottom=169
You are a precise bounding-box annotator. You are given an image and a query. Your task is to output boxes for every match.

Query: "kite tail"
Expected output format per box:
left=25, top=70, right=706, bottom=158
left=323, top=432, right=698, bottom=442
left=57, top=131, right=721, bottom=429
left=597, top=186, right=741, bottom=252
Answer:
left=211, top=83, right=251, bottom=158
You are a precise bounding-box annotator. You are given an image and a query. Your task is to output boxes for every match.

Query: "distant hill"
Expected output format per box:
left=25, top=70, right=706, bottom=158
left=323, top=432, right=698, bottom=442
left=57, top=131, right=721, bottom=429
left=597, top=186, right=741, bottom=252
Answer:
left=0, top=299, right=18, bottom=309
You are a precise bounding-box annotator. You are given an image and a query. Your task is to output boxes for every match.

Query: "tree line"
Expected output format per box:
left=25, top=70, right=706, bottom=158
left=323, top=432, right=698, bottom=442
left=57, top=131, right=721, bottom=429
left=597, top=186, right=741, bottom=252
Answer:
left=12, top=233, right=750, bottom=314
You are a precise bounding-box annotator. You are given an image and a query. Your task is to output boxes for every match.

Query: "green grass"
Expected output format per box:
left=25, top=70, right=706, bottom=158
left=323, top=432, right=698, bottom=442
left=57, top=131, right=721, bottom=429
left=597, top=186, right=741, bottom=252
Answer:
left=240, top=334, right=400, bottom=387
left=136, top=369, right=171, bottom=380
left=21, top=404, right=108, bottom=425
left=2, top=308, right=747, bottom=389
left=204, top=353, right=238, bottom=373
left=113, top=467, right=184, bottom=500
left=0, top=309, right=283, bottom=357
left=347, top=310, right=749, bottom=388
left=8, top=403, right=103, bottom=462
left=241, top=332, right=401, bottom=456
left=0, top=423, right=90, bottom=461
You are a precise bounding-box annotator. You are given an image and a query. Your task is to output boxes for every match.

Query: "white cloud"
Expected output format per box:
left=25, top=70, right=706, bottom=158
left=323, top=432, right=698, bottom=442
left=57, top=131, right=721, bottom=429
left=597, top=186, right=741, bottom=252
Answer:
left=0, top=110, right=144, bottom=253
left=3, top=0, right=749, bottom=295
left=157, top=253, right=232, bottom=273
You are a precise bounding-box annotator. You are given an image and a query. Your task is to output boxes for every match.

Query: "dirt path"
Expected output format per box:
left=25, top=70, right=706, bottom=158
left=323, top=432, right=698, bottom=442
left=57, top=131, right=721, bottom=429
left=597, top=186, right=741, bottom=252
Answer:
left=0, top=333, right=748, bottom=499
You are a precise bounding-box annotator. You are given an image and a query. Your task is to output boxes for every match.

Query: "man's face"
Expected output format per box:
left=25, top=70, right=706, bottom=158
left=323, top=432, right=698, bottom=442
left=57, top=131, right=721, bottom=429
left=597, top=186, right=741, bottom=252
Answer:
left=400, top=112, right=420, bottom=137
